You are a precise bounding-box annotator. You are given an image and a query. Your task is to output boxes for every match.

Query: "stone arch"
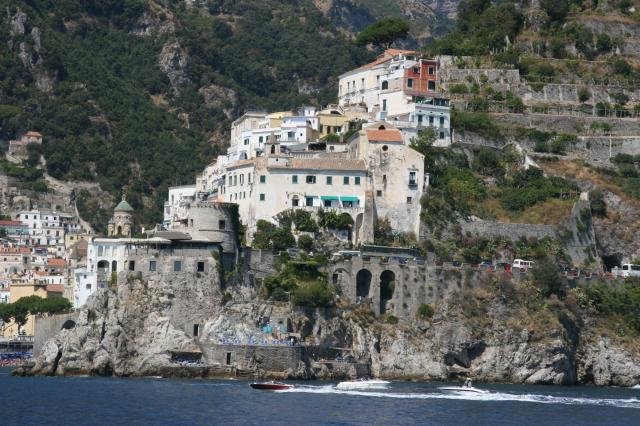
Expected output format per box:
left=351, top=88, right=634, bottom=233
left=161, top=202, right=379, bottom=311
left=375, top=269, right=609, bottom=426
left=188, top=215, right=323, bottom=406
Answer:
left=61, top=319, right=76, bottom=330
left=380, top=270, right=395, bottom=314
left=356, top=269, right=372, bottom=299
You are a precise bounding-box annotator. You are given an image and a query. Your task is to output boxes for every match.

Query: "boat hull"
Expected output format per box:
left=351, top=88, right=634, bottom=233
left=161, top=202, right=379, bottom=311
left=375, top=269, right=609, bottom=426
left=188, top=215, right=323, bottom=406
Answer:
left=438, top=386, right=489, bottom=395
left=250, top=383, right=294, bottom=391
left=336, top=380, right=390, bottom=391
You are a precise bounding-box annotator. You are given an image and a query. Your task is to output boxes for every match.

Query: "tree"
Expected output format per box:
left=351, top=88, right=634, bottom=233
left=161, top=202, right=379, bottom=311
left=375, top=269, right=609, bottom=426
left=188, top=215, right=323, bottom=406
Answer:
left=409, top=128, right=436, bottom=156
left=356, top=18, right=410, bottom=49
left=531, top=257, right=563, bottom=298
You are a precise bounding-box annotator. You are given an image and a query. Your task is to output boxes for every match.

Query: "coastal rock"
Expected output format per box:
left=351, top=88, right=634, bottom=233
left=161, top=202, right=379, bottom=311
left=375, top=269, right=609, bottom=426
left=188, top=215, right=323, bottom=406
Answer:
left=578, top=337, right=640, bottom=386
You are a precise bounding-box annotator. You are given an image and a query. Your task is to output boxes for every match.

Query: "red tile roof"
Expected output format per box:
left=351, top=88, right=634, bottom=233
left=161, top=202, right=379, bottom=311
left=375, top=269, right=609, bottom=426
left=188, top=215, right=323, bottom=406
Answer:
left=366, top=129, right=403, bottom=143
left=25, top=131, right=43, bottom=138
left=0, top=220, right=25, bottom=226
left=47, top=258, right=66, bottom=267
left=46, top=284, right=64, bottom=294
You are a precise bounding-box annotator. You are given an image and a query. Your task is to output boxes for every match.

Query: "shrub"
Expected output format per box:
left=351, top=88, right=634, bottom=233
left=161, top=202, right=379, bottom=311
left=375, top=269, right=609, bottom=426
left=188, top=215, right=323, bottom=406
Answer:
left=595, top=101, right=613, bottom=117
left=292, top=281, right=335, bottom=307
left=385, top=314, right=398, bottom=325
left=449, top=83, right=469, bottom=94
left=577, top=87, right=590, bottom=103
left=297, top=234, right=314, bottom=251
left=451, top=110, right=502, bottom=139
left=531, top=257, right=563, bottom=298
left=610, top=58, right=632, bottom=76
left=417, top=304, right=435, bottom=319
left=589, top=189, right=606, bottom=217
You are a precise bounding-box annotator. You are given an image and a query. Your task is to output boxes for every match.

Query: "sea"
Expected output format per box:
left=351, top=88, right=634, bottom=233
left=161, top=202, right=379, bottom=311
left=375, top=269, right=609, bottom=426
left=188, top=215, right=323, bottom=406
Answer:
left=1, top=368, right=639, bottom=425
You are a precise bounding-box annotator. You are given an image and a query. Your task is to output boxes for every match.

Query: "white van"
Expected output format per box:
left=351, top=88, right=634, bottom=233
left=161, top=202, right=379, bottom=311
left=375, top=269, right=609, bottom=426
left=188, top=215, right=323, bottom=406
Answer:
left=613, top=264, right=640, bottom=278
left=512, top=259, right=535, bottom=270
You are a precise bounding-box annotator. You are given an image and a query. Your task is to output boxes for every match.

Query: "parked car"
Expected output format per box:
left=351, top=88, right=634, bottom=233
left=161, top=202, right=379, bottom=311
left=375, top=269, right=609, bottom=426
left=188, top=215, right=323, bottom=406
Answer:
left=478, top=260, right=494, bottom=270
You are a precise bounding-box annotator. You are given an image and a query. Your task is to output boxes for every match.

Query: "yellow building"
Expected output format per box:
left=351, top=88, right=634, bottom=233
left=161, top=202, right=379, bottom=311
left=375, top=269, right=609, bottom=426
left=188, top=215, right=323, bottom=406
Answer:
left=2, top=275, right=64, bottom=338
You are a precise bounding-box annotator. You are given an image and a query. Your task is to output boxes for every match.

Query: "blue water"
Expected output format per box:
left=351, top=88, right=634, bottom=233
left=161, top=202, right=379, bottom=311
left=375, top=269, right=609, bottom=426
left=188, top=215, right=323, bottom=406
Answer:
left=2, top=368, right=639, bottom=425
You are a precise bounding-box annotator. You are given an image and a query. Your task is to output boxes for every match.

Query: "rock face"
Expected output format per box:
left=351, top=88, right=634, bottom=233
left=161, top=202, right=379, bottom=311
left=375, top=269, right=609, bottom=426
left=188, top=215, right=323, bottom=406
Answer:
left=159, top=42, right=190, bottom=91
left=18, top=273, right=223, bottom=377
left=17, top=274, right=640, bottom=386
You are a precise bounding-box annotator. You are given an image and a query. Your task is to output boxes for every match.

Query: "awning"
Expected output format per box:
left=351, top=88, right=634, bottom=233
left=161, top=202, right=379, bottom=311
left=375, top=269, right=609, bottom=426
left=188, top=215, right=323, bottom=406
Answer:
left=340, top=196, right=359, bottom=202
left=321, top=196, right=339, bottom=201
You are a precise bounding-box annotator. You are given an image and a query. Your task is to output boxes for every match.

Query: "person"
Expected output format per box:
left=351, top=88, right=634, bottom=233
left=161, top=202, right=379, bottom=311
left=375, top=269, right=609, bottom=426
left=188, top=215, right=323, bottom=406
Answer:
left=463, top=378, right=472, bottom=388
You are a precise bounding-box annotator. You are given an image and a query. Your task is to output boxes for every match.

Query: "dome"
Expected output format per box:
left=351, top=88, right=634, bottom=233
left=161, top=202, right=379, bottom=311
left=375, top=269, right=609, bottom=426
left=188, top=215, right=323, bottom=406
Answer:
left=114, top=195, right=134, bottom=212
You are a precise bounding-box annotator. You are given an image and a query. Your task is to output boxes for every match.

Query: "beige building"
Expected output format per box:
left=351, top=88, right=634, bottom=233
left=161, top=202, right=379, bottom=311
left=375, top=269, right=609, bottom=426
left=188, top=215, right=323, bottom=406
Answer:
left=107, top=196, right=134, bottom=237
left=2, top=276, right=63, bottom=338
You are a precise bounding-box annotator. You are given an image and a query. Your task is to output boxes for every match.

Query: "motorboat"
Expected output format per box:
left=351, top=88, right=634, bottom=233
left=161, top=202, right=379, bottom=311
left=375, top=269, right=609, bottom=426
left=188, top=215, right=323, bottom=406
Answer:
left=336, top=378, right=390, bottom=390
left=250, top=381, right=295, bottom=390
left=439, top=379, right=489, bottom=395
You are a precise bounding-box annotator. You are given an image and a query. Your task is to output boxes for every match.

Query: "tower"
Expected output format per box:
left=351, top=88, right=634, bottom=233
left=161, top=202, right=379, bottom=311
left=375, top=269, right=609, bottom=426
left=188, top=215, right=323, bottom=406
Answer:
left=107, top=194, right=134, bottom=237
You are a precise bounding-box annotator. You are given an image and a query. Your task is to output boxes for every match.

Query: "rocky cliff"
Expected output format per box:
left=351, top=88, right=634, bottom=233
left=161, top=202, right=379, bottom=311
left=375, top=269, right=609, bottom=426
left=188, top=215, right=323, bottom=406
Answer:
left=16, top=272, right=640, bottom=387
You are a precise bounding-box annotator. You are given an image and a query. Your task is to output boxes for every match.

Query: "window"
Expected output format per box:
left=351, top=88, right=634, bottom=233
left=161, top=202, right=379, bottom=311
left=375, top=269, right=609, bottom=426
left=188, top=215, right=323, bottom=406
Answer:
left=193, top=324, right=200, bottom=337
left=381, top=81, right=388, bottom=90
left=440, top=116, right=445, bottom=126
left=326, top=176, right=332, bottom=185
left=292, top=175, right=298, bottom=184
left=306, top=197, right=314, bottom=207
left=174, top=261, right=182, bottom=272
left=219, top=220, right=226, bottom=230
left=86, top=284, right=92, bottom=290
left=355, top=177, right=361, bottom=185
left=407, top=197, right=413, bottom=204
left=324, top=199, right=332, bottom=207
left=429, top=116, right=434, bottom=125
left=440, top=132, right=445, bottom=139
left=259, top=193, right=266, bottom=201
left=244, top=138, right=249, bottom=145
left=428, top=66, right=435, bottom=75
left=428, top=81, right=436, bottom=91
left=376, top=190, right=383, bottom=197
left=343, top=176, right=349, bottom=185
left=149, top=260, right=156, bottom=272
left=409, top=171, right=417, bottom=186
left=287, top=131, right=295, bottom=139
left=240, top=174, right=244, bottom=185
left=407, top=78, right=413, bottom=88
left=197, top=261, right=205, bottom=272
left=382, top=99, right=387, bottom=111
left=306, top=175, right=316, bottom=184
left=128, top=261, right=135, bottom=271
left=292, top=196, right=299, bottom=207
left=259, top=136, right=264, bottom=143
left=259, top=175, right=266, bottom=183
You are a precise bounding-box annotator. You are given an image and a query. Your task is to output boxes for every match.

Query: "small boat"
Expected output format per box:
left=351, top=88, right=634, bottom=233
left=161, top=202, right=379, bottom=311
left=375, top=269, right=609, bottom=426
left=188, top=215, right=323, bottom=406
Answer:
left=336, top=378, right=390, bottom=390
left=439, top=379, right=489, bottom=395
left=250, top=381, right=294, bottom=391
left=631, top=384, right=640, bottom=390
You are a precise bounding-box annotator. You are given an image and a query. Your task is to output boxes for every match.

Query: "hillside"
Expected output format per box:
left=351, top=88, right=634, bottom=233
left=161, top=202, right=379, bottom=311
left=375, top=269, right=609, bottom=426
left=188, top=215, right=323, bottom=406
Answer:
left=0, top=0, right=372, bottom=227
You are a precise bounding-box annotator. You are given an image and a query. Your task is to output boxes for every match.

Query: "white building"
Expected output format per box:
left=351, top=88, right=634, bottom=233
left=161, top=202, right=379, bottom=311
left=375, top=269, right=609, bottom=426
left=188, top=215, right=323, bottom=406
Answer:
left=164, top=185, right=197, bottom=227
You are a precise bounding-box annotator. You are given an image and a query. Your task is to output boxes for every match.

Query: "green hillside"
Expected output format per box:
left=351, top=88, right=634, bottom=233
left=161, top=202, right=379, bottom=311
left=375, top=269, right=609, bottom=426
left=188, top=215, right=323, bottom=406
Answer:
left=0, top=0, right=371, bottom=226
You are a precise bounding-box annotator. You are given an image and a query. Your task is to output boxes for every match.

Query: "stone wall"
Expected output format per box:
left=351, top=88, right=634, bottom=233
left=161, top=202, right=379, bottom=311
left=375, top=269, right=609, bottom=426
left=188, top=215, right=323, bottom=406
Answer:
left=200, top=343, right=307, bottom=372
left=460, top=220, right=556, bottom=241
left=33, top=312, right=79, bottom=356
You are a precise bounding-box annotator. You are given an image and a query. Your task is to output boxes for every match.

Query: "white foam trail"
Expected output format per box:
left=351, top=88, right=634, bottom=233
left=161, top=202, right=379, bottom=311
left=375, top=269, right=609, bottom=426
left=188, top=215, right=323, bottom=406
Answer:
left=280, top=386, right=640, bottom=409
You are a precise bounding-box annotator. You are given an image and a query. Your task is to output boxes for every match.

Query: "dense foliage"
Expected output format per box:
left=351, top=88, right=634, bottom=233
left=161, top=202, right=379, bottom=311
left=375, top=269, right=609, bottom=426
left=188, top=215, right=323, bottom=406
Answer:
left=356, top=17, right=409, bottom=49
left=263, top=258, right=335, bottom=307
left=0, top=0, right=371, bottom=227
left=0, top=295, right=72, bottom=331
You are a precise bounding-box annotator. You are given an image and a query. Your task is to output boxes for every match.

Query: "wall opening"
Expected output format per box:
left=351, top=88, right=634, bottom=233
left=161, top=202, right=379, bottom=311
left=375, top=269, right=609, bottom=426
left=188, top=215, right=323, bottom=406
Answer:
left=226, top=352, right=232, bottom=365
left=380, top=270, right=395, bottom=314
left=61, top=319, right=76, bottom=330
left=197, top=261, right=205, bottom=272
left=111, top=260, right=117, bottom=272
left=193, top=324, right=199, bottom=337
left=356, top=269, right=372, bottom=299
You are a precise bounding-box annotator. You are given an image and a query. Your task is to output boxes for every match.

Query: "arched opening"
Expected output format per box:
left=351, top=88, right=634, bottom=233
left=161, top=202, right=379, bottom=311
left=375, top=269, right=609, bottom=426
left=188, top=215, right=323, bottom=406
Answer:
left=356, top=269, right=372, bottom=300
left=380, top=270, right=395, bottom=314
left=378, top=125, right=386, bottom=130
left=117, top=225, right=122, bottom=235
left=97, top=260, right=108, bottom=272
left=111, top=260, right=117, bottom=272
left=61, top=319, right=76, bottom=330
left=292, top=195, right=299, bottom=207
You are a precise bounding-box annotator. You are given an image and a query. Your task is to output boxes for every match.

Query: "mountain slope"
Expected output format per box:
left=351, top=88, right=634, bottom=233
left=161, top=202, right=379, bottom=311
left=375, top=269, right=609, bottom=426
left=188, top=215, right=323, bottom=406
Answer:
left=0, top=0, right=372, bottom=226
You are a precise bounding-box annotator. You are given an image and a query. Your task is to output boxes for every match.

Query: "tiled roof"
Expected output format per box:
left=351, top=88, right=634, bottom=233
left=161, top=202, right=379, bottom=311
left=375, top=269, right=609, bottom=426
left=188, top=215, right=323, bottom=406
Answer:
left=340, top=49, right=419, bottom=76
left=25, top=131, right=43, bottom=138
left=0, top=220, right=25, bottom=226
left=269, top=158, right=366, bottom=172
left=47, top=258, right=66, bottom=267
left=46, top=284, right=64, bottom=293
left=366, top=129, right=403, bottom=143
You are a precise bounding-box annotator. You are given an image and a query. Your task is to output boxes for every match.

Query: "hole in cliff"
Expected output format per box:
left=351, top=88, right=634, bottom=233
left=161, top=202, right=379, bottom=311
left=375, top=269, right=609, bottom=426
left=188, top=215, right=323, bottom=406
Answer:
left=61, top=320, right=76, bottom=330
left=602, top=253, right=622, bottom=271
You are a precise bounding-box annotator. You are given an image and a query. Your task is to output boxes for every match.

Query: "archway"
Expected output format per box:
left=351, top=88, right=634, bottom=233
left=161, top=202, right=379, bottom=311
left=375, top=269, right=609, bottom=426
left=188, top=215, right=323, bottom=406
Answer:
left=61, top=319, right=76, bottom=330
left=356, top=269, right=372, bottom=300
left=380, top=270, right=395, bottom=314
left=97, top=260, right=109, bottom=272
left=117, top=225, right=122, bottom=235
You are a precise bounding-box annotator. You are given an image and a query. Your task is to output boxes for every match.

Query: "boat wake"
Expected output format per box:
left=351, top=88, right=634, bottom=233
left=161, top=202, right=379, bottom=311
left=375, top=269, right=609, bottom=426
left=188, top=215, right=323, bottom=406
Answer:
left=281, top=385, right=640, bottom=409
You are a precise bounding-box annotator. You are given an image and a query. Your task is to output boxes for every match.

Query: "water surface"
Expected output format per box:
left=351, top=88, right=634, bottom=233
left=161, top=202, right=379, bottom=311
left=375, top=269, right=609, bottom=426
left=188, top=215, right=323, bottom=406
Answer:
left=2, top=368, right=638, bottom=425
